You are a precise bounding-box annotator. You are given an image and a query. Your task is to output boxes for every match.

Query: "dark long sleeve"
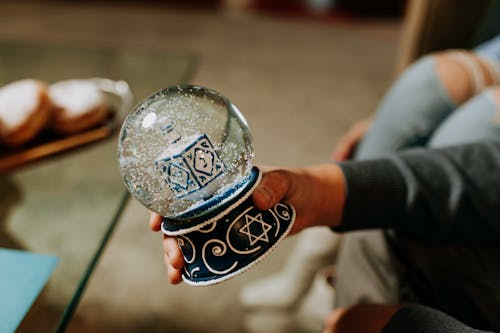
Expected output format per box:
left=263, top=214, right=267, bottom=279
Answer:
left=382, top=304, right=493, bottom=333
left=335, top=141, right=500, bottom=242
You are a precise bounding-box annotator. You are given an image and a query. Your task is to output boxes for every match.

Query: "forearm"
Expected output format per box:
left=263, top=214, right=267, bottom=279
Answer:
left=334, top=141, right=500, bottom=242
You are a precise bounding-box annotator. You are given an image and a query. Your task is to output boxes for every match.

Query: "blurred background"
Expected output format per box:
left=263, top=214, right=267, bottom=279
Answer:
left=0, top=0, right=496, bottom=332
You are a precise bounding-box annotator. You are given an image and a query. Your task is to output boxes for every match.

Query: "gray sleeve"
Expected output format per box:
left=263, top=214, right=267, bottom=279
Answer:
left=382, top=304, right=493, bottom=333
left=335, top=141, right=500, bottom=242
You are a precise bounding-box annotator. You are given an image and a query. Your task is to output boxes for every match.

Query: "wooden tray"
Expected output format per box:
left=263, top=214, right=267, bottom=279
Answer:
left=0, top=113, right=117, bottom=174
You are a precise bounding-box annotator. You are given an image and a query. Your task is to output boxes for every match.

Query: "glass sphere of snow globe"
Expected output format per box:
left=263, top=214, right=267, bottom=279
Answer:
left=118, top=85, right=254, bottom=220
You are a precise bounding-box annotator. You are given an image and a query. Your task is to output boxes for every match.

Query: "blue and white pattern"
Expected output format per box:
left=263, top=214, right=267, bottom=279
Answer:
left=239, top=213, right=272, bottom=246
left=156, top=134, right=226, bottom=198
left=174, top=198, right=295, bottom=286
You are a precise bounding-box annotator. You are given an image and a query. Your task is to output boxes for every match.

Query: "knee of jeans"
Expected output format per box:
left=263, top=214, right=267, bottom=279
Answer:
left=487, top=86, right=500, bottom=103
left=434, top=50, right=497, bottom=104
left=485, top=86, right=500, bottom=123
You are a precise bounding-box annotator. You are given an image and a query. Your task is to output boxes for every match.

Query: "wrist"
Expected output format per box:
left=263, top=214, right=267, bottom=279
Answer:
left=304, top=163, right=346, bottom=229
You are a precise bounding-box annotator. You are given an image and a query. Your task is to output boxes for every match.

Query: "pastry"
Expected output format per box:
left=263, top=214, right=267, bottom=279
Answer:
left=49, top=79, right=109, bottom=134
left=0, top=79, right=51, bottom=147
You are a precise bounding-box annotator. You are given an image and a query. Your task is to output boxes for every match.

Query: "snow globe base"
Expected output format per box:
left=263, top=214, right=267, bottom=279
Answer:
left=161, top=167, right=295, bottom=286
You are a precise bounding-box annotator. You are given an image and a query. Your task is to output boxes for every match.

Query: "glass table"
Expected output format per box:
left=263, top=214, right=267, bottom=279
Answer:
left=0, top=40, right=196, bottom=333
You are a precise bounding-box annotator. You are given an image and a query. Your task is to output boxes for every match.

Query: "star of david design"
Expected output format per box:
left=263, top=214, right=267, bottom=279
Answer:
left=238, top=213, right=272, bottom=246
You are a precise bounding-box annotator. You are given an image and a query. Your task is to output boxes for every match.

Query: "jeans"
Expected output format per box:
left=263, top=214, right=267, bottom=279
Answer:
left=355, top=56, right=500, bottom=160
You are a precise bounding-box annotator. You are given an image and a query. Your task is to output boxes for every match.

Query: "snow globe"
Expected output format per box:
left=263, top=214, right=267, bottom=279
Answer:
left=118, top=85, right=295, bottom=285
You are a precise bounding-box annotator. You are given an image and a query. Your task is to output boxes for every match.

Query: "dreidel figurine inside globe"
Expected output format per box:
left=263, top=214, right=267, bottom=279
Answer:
left=118, top=85, right=295, bottom=286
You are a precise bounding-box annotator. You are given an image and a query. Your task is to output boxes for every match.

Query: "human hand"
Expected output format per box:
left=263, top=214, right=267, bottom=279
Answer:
left=149, top=212, right=185, bottom=284
left=150, top=164, right=346, bottom=284
left=251, top=165, right=346, bottom=235
left=332, top=117, right=372, bottom=161
left=322, top=304, right=400, bottom=333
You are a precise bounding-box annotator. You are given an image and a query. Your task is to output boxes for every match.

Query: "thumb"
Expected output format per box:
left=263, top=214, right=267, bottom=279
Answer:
left=252, top=169, right=291, bottom=211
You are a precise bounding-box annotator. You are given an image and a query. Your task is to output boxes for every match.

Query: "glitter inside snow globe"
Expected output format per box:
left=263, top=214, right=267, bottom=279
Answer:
left=118, top=85, right=295, bottom=286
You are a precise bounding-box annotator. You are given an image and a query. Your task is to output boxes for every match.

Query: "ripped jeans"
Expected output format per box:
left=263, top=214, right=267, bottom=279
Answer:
left=355, top=56, right=500, bottom=160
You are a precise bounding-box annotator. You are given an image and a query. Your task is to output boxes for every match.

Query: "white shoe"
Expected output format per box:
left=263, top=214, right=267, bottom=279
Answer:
left=295, top=265, right=336, bottom=333
left=240, top=228, right=340, bottom=309
left=242, top=265, right=337, bottom=333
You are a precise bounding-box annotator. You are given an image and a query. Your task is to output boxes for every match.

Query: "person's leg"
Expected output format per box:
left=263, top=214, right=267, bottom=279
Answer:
left=355, top=50, right=498, bottom=159
left=334, top=231, right=400, bottom=307
left=428, top=87, right=500, bottom=147
left=335, top=50, right=500, bottom=308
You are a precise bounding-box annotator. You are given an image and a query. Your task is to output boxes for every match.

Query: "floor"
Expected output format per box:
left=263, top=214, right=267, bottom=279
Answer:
left=0, top=2, right=401, bottom=332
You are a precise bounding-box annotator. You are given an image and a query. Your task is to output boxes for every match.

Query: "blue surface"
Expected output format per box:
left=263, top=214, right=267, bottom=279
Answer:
left=0, top=248, right=59, bottom=333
